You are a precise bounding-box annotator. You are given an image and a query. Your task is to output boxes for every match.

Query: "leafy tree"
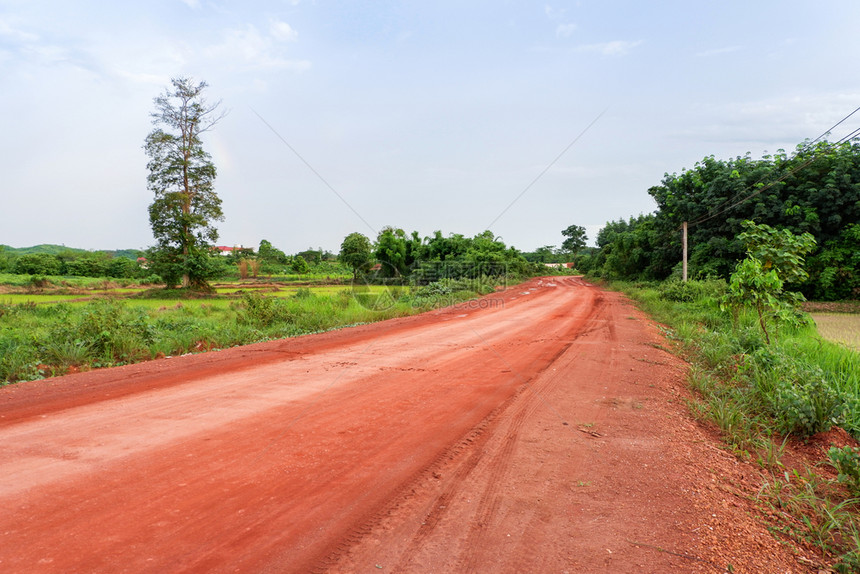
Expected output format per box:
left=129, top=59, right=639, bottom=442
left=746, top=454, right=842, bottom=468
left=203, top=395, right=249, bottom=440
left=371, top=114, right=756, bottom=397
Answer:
left=0, top=246, right=10, bottom=273
left=805, top=224, right=860, bottom=300
left=291, top=255, right=309, bottom=274
left=374, top=227, right=409, bottom=277
left=721, top=221, right=816, bottom=344
left=339, top=232, right=373, bottom=279
left=533, top=246, right=556, bottom=263
left=144, top=77, right=225, bottom=289
left=592, top=215, right=666, bottom=279
left=561, top=225, right=587, bottom=254
left=298, top=249, right=324, bottom=264
left=404, top=231, right=424, bottom=268
left=64, top=255, right=109, bottom=277
left=106, top=257, right=141, bottom=279
left=224, top=247, right=255, bottom=266
left=737, top=220, right=816, bottom=286
left=258, top=239, right=287, bottom=264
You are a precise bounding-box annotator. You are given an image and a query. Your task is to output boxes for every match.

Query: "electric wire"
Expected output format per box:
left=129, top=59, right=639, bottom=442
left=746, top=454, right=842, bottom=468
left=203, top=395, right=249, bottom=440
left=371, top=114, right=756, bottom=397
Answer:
left=684, top=106, right=860, bottom=229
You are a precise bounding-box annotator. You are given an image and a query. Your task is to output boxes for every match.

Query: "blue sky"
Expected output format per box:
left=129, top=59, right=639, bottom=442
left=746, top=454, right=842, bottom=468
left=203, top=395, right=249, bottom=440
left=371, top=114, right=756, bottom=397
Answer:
left=2, top=1, right=860, bottom=253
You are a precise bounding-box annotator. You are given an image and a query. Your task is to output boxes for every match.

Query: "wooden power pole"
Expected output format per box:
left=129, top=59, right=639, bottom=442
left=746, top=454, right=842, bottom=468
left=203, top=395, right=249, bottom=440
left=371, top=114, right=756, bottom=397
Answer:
left=682, top=221, right=688, bottom=282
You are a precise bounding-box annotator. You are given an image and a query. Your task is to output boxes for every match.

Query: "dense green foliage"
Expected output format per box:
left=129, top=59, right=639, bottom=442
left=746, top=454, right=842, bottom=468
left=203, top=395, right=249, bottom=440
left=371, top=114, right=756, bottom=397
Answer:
left=582, top=140, right=860, bottom=299
left=583, top=214, right=667, bottom=279
left=364, top=228, right=534, bottom=283
left=145, top=77, right=224, bottom=289
left=257, top=239, right=288, bottom=265
left=0, top=246, right=146, bottom=279
left=290, top=255, right=310, bottom=275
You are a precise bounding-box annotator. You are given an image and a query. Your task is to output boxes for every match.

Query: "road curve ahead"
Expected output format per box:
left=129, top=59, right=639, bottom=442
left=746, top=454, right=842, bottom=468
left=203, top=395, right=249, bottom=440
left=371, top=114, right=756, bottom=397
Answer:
left=1, top=276, right=760, bottom=573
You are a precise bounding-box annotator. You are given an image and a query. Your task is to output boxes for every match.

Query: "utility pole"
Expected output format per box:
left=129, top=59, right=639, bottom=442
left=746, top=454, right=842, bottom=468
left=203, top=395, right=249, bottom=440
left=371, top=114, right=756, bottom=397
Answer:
left=682, top=221, right=688, bottom=282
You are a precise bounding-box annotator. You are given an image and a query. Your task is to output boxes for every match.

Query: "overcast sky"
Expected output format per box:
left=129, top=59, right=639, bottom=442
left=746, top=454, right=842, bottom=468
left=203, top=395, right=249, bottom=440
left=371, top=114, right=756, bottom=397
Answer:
left=2, top=1, right=860, bottom=254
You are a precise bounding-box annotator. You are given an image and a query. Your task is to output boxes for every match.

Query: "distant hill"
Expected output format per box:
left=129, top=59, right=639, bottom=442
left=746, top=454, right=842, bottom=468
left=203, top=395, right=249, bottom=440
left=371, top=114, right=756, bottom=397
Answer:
left=0, top=244, right=144, bottom=260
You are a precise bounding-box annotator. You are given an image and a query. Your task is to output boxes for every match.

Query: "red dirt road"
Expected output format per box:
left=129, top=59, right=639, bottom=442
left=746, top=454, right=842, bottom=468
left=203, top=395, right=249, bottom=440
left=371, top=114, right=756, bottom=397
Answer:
left=0, top=278, right=805, bottom=573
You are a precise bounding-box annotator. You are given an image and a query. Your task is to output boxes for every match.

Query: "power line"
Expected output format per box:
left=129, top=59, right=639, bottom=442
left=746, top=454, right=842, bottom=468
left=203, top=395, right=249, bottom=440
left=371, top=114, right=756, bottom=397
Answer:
left=684, top=105, right=860, bottom=228
left=484, top=108, right=607, bottom=230
left=801, top=104, right=860, bottom=151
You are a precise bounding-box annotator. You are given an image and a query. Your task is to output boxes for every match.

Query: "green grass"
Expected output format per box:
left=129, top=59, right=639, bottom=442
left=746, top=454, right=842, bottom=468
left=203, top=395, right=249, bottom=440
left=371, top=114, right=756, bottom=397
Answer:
left=0, top=294, right=95, bottom=304
left=123, top=299, right=235, bottom=310
left=0, top=278, right=501, bottom=385
left=612, top=278, right=860, bottom=569
left=0, top=273, right=140, bottom=289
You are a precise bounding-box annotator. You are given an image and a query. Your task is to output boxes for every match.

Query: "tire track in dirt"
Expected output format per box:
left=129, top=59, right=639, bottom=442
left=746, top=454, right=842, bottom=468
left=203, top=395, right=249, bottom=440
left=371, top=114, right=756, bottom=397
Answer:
left=457, top=281, right=604, bottom=571
left=321, top=278, right=601, bottom=572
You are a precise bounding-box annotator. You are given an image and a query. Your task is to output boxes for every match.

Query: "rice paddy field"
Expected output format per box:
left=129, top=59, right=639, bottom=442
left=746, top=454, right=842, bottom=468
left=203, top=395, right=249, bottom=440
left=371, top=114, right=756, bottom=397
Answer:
left=812, top=313, right=860, bottom=351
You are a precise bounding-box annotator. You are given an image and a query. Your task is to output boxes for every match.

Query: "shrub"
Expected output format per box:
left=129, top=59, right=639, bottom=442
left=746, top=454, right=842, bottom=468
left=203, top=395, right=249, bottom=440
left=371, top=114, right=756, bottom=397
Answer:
left=829, top=446, right=860, bottom=496
left=41, top=339, right=92, bottom=367
left=658, top=279, right=726, bottom=303
left=0, top=339, right=40, bottom=383
left=49, top=300, right=153, bottom=363
left=14, top=253, right=62, bottom=275
left=752, top=349, right=846, bottom=436
left=239, top=292, right=292, bottom=327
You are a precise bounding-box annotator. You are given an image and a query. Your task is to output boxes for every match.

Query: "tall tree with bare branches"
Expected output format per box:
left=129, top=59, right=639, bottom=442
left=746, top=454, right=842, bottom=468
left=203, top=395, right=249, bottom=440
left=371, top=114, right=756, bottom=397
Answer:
left=145, top=77, right=225, bottom=289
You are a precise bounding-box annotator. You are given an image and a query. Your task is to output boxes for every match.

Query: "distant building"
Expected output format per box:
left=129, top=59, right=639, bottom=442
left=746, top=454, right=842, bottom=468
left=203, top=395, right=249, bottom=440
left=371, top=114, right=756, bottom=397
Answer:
left=543, top=262, right=575, bottom=268
left=214, top=246, right=252, bottom=256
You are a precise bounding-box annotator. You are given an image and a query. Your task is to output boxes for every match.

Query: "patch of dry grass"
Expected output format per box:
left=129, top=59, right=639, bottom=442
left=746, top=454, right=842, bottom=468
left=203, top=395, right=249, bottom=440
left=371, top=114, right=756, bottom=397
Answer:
left=812, top=313, right=860, bottom=351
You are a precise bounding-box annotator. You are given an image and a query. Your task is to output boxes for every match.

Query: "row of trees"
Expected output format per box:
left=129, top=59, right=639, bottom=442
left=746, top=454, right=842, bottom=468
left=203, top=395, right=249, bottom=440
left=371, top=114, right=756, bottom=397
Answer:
left=0, top=249, right=145, bottom=279
left=521, top=225, right=588, bottom=263
left=339, top=228, right=535, bottom=281
left=579, top=141, right=860, bottom=299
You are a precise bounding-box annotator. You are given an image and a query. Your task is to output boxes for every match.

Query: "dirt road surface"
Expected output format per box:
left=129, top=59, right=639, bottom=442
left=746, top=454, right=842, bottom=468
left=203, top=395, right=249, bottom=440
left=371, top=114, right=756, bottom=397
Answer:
left=0, top=278, right=807, bottom=572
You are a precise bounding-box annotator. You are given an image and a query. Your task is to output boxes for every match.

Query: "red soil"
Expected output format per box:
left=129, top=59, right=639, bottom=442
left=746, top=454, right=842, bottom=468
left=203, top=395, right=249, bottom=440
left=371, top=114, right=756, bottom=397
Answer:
left=0, top=277, right=815, bottom=572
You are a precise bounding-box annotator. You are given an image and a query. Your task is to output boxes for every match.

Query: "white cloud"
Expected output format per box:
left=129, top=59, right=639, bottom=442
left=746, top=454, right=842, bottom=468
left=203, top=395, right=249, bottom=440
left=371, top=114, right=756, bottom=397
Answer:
left=116, top=70, right=172, bottom=86
left=695, top=45, right=742, bottom=58
left=672, top=92, right=860, bottom=147
left=544, top=5, right=566, bottom=19
left=576, top=40, right=642, bottom=56
left=207, top=24, right=310, bottom=71
left=0, top=19, right=39, bottom=43
left=24, top=43, right=71, bottom=65
left=556, top=23, right=576, bottom=38
left=269, top=19, right=298, bottom=42
left=178, top=0, right=201, bottom=8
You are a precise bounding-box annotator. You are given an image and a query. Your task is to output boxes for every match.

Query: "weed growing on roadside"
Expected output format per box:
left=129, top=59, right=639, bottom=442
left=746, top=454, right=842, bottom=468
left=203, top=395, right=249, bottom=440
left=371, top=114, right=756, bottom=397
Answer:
left=616, top=279, right=860, bottom=569
left=829, top=447, right=860, bottom=496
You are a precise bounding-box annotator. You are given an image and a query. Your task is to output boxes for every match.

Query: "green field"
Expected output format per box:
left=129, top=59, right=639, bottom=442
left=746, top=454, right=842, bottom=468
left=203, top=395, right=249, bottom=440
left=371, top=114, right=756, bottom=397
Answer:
left=1, top=294, right=95, bottom=304
left=0, top=277, right=499, bottom=384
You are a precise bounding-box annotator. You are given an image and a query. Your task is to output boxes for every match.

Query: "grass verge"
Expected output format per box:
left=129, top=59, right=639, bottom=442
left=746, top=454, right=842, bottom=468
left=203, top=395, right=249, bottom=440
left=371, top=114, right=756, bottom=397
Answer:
left=0, top=276, right=505, bottom=385
left=614, top=278, right=860, bottom=571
